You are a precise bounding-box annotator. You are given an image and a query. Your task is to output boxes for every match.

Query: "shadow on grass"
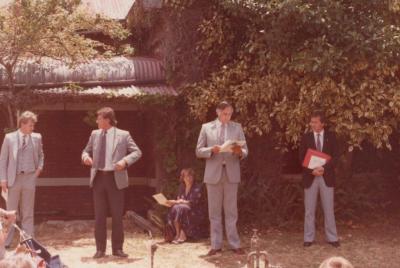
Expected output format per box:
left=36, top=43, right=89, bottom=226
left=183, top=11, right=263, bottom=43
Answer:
left=80, top=255, right=143, bottom=264
left=199, top=250, right=247, bottom=268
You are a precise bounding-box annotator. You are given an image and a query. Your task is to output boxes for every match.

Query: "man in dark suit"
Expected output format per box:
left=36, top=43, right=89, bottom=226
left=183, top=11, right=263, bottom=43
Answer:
left=82, top=107, right=142, bottom=258
left=299, top=110, right=340, bottom=248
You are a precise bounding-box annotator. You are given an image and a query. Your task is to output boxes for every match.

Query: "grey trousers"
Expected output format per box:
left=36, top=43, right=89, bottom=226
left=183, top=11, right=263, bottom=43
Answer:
left=5, top=172, right=36, bottom=246
left=304, top=176, right=338, bottom=242
left=206, top=168, right=240, bottom=250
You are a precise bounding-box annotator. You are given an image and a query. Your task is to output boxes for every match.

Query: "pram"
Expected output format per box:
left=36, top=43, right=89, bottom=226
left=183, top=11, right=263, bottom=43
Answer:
left=13, top=224, right=67, bottom=268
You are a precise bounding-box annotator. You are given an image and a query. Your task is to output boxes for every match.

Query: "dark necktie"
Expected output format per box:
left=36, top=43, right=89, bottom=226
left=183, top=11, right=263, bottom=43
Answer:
left=316, top=133, right=322, bottom=152
left=98, top=130, right=107, bottom=169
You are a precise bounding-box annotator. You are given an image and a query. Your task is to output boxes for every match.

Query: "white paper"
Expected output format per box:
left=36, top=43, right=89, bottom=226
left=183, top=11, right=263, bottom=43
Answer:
left=152, top=193, right=171, bottom=207
left=308, top=155, right=327, bottom=169
left=1, top=191, right=7, bottom=203
left=220, top=140, right=246, bottom=153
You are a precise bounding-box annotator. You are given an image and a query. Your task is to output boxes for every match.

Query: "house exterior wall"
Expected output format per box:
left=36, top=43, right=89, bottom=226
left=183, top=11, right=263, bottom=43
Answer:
left=0, top=110, right=157, bottom=219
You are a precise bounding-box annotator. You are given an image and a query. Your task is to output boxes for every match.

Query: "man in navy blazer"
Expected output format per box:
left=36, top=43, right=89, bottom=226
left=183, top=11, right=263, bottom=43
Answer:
left=299, top=110, right=340, bottom=248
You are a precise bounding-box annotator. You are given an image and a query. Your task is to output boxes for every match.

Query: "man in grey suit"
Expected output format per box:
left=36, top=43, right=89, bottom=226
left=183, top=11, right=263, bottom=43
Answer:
left=82, top=107, right=142, bottom=259
left=0, top=111, right=44, bottom=247
left=196, top=101, right=248, bottom=256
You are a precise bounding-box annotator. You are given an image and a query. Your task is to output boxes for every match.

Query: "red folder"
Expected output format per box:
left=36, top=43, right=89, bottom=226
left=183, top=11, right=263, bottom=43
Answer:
left=302, top=149, right=331, bottom=168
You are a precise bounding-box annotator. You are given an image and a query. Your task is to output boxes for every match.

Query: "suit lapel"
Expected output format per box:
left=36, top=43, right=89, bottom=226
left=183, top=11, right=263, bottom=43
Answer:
left=12, top=131, right=18, bottom=159
left=93, top=130, right=101, bottom=161
left=210, top=120, right=218, bottom=142
left=112, top=128, right=119, bottom=155
left=30, top=134, right=37, bottom=152
left=309, top=132, right=317, bottom=150
left=322, top=131, right=329, bottom=153
left=30, top=134, right=39, bottom=167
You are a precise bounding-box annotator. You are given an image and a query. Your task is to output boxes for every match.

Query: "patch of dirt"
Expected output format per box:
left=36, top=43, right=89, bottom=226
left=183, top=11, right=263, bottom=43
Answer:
left=6, top=215, right=400, bottom=268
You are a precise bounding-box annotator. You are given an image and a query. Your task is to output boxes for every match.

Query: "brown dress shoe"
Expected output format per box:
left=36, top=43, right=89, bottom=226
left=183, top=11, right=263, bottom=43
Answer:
left=93, top=251, right=105, bottom=259
left=328, top=241, right=341, bottom=248
left=206, top=248, right=222, bottom=256
left=303, top=242, right=313, bottom=247
left=112, top=250, right=128, bottom=258
left=232, top=248, right=245, bottom=255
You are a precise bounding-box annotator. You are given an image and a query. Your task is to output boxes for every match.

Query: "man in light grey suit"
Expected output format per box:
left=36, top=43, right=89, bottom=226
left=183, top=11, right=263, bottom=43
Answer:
left=0, top=111, right=44, bottom=247
left=196, top=101, right=248, bottom=256
left=82, top=107, right=142, bottom=259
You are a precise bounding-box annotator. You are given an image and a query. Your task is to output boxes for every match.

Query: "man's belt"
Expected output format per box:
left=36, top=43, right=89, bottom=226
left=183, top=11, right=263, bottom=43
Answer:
left=97, top=170, right=114, bottom=175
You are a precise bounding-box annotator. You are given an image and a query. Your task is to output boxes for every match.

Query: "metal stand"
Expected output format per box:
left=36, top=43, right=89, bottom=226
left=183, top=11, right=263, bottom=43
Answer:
left=247, top=229, right=269, bottom=268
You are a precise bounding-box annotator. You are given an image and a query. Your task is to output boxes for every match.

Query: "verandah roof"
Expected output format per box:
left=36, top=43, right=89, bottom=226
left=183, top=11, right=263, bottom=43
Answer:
left=0, top=57, right=177, bottom=99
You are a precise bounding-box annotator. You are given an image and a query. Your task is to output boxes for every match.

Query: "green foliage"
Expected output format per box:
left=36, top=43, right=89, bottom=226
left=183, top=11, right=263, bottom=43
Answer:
left=0, top=0, right=132, bottom=128
left=83, top=111, right=97, bottom=128
left=164, top=0, right=196, bottom=12
left=180, top=0, right=400, bottom=151
left=335, top=172, right=392, bottom=221
left=152, top=0, right=400, bottom=225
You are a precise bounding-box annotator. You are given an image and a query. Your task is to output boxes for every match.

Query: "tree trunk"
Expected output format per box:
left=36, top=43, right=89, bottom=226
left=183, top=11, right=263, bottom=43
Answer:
left=4, top=65, right=18, bottom=130
left=6, top=103, right=16, bottom=130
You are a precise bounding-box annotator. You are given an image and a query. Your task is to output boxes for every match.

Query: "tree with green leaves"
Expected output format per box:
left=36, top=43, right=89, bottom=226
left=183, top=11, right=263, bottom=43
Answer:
left=177, top=0, right=400, bottom=151
left=0, top=0, right=131, bottom=129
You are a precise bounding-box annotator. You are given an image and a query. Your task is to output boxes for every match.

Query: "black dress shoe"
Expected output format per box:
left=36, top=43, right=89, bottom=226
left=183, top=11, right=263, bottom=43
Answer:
left=232, top=248, right=245, bottom=255
left=93, top=251, right=105, bottom=259
left=112, top=250, right=128, bottom=258
left=303, top=242, right=313, bottom=247
left=205, top=248, right=222, bottom=256
left=328, top=241, right=340, bottom=248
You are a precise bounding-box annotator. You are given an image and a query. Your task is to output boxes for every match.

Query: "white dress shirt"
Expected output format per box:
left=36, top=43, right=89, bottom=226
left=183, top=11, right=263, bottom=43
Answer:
left=100, top=127, right=115, bottom=171
left=313, top=130, right=324, bottom=151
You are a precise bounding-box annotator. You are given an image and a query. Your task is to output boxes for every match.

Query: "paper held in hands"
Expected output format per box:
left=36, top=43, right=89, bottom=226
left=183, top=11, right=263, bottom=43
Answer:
left=302, top=149, right=332, bottom=169
left=220, top=140, right=246, bottom=153
left=152, top=193, right=171, bottom=207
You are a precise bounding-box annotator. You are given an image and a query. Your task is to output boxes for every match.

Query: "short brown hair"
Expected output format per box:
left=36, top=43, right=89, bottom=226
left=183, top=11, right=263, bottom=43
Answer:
left=18, top=111, right=37, bottom=127
left=97, top=107, right=117, bottom=126
left=311, top=110, right=326, bottom=123
left=216, top=101, right=233, bottom=111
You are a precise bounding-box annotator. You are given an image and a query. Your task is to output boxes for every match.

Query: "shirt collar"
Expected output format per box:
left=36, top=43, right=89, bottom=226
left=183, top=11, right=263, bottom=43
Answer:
left=102, top=126, right=115, bottom=134
left=216, top=119, right=228, bottom=128
left=313, top=130, right=324, bottom=137
left=18, top=129, right=28, bottom=139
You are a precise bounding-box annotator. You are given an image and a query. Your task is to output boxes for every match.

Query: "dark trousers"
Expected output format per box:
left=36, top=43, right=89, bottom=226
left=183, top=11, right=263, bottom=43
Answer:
left=93, top=171, right=125, bottom=252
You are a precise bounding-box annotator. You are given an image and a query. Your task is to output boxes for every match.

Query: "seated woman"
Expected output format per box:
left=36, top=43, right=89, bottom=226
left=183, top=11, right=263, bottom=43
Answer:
left=166, top=168, right=206, bottom=244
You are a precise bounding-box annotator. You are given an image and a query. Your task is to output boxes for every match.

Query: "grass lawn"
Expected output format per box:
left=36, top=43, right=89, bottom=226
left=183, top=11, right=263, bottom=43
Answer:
left=8, top=214, right=399, bottom=268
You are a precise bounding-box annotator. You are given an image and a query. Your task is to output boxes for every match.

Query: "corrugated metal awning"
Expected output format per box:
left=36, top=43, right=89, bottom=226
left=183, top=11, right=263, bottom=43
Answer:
left=33, top=85, right=177, bottom=97
left=0, top=57, right=167, bottom=89
left=0, top=0, right=136, bottom=20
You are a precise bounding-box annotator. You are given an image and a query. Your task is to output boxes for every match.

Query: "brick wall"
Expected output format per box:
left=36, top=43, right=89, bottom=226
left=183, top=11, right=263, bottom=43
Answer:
left=35, top=110, right=154, bottom=178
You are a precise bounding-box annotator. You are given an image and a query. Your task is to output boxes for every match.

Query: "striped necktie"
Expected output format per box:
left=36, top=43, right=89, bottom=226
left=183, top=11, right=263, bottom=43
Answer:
left=316, top=133, right=322, bottom=152
left=219, top=123, right=226, bottom=145
left=22, top=135, right=27, bottom=150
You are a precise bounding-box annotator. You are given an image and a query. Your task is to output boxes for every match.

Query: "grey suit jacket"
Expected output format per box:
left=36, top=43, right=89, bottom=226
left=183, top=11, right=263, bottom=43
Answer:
left=0, top=131, right=44, bottom=187
left=81, top=127, right=142, bottom=190
left=196, top=120, right=248, bottom=184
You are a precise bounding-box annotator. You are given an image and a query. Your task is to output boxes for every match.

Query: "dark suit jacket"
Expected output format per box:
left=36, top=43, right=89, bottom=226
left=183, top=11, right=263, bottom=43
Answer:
left=299, top=130, right=338, bottom=189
